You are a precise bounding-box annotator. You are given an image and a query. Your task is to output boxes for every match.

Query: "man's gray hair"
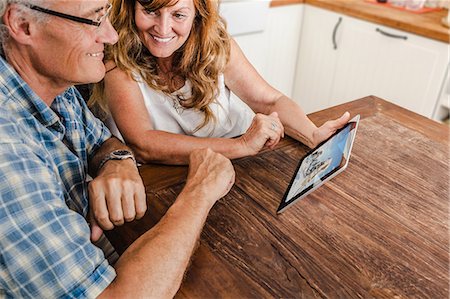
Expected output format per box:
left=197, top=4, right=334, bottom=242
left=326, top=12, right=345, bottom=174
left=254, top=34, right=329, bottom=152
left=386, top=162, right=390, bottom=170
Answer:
left=0, top=0, right=46, bottom=55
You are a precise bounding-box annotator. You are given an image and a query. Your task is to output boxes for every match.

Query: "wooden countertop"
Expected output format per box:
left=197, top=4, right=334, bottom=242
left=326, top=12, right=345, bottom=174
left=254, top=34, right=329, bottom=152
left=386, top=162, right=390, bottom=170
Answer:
left=270, top=0, right=303, bottom=7
left=107, top=96, right=449, bottom=298
left=270, top=0, right=449, bottom=43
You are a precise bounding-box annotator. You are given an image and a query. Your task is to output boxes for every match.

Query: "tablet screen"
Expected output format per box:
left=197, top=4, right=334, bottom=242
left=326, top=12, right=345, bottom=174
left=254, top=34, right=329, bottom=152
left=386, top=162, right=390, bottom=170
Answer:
left=277, top=115, right=360, bottom=213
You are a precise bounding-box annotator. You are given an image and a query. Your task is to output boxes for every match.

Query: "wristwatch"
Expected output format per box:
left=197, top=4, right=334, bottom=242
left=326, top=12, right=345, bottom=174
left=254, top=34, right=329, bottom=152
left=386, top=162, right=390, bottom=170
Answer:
left=98, top=149, right=136, bottom=172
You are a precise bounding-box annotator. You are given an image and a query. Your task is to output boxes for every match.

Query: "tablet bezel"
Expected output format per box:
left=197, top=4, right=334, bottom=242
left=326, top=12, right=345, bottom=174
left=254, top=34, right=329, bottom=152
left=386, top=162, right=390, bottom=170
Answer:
left=276, top=114, right=360, bottom=214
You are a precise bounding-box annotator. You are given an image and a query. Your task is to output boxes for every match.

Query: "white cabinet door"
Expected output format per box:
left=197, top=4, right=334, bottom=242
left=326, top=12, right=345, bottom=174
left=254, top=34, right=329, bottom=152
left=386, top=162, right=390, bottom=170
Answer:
left=294, top=5, right=449, bottom=118
left=261, top=4, right=304, bottom=97
left=332, top=16, right=449, bottom=118
left=293, top=5, right=342, bottom=113
left=233, top=4, right=303, bottom=98
left=233, top=32, right=267, bottom=76
left=327, top=16, right=381, bottom=106
left=433, top=63, right=450, bottom=121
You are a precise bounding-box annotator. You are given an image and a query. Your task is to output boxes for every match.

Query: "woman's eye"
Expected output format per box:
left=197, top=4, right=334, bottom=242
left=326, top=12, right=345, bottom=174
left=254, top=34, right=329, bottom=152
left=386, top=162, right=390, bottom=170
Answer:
left=174, top=13, right=186, bottom=19
left=144, top=9, right=157, bottom=16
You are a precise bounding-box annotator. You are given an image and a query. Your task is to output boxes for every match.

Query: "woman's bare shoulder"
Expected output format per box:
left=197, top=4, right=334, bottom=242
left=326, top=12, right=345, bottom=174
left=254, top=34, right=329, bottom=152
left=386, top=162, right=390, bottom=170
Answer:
left=104, top=61, right=134, bottom=84
left=105, top=60, right=118, bottom=73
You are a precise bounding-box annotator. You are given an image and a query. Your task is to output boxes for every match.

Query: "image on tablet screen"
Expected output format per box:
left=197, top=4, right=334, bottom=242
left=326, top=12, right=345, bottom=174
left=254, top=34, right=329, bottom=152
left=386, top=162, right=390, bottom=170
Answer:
left=285, top=124, right=352, bottom=202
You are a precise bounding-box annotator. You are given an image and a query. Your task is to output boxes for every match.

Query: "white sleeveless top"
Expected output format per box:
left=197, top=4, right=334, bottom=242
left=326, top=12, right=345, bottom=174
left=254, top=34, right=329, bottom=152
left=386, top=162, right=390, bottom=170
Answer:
left=107, top=74, right=254, bottom=140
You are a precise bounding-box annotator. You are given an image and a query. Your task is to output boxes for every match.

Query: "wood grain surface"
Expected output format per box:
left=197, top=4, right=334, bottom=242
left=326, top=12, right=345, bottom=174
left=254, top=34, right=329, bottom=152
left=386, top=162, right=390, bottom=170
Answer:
left=107, top=96, right=449, bottom=298
left=270, top=0, right=304, bottom=7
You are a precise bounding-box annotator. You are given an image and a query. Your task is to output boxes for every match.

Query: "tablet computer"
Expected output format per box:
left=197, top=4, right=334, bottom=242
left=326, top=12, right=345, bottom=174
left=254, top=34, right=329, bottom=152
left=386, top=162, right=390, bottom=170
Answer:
left=277, top=115, right=360, bottom=214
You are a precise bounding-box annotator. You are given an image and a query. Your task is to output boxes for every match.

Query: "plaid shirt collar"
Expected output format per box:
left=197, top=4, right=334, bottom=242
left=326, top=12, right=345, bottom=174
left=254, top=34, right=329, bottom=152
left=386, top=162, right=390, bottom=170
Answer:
left=0, top=56, right=62, bottom=130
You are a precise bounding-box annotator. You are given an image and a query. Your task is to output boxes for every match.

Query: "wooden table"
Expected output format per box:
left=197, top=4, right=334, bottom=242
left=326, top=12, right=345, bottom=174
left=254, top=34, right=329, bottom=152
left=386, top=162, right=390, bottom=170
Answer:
left=107, top=96, right=449, bottom=298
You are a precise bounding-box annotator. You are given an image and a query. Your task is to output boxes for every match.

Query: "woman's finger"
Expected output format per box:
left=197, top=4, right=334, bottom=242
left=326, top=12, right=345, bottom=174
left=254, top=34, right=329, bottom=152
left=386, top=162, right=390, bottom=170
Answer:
left=329, top=111, right=350, bottom=129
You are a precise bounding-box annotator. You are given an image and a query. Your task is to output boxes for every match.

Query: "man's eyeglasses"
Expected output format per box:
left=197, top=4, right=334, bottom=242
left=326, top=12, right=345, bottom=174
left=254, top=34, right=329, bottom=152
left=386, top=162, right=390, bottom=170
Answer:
left=26, top=2, right=112, bottom=27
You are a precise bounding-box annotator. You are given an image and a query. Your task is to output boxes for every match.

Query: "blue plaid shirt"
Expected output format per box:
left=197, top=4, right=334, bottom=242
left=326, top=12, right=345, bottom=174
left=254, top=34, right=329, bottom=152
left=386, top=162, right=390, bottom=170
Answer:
left=0, top=57, right=117, bottom=298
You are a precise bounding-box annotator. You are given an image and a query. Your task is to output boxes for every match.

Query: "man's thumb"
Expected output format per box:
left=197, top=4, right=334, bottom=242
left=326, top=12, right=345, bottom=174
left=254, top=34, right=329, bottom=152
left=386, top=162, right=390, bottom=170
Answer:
left=88, top=210, right=103, bottom=242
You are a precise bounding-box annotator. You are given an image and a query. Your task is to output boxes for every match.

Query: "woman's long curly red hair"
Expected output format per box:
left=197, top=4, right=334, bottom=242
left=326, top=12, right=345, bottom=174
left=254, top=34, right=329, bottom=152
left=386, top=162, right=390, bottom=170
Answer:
left=90, top=0, right=231, bottom=131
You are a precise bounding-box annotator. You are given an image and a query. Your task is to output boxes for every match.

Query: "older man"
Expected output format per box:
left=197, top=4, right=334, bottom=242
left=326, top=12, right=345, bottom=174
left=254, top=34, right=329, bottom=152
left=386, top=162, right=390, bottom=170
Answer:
left=0, top=0, right=235, bottom=298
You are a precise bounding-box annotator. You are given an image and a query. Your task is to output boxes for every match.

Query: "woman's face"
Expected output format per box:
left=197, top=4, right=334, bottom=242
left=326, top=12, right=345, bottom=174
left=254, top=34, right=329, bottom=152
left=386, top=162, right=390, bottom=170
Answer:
left=135, top=0, right=196, bottom=59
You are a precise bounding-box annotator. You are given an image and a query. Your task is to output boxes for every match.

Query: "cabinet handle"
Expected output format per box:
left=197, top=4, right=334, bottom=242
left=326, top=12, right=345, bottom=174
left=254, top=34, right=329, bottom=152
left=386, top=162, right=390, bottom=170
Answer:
left=332, top=17, right=342, bottom=50
left=375, top=28, right=408, bottom=40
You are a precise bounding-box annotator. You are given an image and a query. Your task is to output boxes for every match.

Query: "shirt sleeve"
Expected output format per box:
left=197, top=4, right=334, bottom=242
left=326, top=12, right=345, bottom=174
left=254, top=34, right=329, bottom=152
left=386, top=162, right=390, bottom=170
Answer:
left=70, top=87, right=112, bottom=161
left=0, top=138, right=116, bottom=298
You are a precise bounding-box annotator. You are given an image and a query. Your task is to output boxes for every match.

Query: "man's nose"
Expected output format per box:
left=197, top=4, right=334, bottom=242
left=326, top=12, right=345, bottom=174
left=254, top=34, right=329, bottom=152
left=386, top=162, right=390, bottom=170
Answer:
left=96, top=19, right=119, bottom=45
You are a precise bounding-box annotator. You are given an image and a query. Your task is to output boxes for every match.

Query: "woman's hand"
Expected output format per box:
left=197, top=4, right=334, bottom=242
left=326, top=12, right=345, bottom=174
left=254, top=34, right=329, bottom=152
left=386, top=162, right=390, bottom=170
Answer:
left=239, top=112, right=284, bottom=156
left=311, top=112, right=351, bottom=147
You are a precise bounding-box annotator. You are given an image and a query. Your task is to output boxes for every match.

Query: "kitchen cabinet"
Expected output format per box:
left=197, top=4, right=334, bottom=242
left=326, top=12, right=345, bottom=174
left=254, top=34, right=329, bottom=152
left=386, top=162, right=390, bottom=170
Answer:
left=293, top=5, right=449, bottom=119
left=291, top=5, right=340, bottom=113
left=230, top=4, right=303, bottom=98
left=433, top=66, right=450, bottom=122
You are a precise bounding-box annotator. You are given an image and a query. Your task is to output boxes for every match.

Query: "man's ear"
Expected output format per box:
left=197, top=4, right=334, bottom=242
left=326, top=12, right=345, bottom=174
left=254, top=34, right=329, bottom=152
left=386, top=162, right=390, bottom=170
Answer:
left=2, top=4, right=35, bottom=46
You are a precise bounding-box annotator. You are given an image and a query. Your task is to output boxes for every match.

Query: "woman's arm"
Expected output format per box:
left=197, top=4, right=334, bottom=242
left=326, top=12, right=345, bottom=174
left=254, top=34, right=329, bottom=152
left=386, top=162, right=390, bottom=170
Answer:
left=103, top=66, right=282, bottom=165
left=224, top=39, right=349, bottom=148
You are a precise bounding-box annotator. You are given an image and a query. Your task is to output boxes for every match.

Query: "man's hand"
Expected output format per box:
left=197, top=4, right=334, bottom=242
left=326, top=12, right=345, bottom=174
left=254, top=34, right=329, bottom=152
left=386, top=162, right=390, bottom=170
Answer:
left=88, top=158, right=146, bottom=241
left=182, top=148, right=235, bottom=205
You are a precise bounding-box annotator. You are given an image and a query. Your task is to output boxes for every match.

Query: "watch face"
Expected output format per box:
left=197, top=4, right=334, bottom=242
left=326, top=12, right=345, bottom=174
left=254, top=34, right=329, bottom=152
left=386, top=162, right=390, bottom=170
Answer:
left=98, top=149, right=136, bottom=172
left=113, top=150, right=132, bottom=157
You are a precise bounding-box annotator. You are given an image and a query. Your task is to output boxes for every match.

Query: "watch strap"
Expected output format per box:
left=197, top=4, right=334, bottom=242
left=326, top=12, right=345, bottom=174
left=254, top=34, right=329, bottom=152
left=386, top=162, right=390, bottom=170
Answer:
left=98, top=150, right=136, bottom=172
